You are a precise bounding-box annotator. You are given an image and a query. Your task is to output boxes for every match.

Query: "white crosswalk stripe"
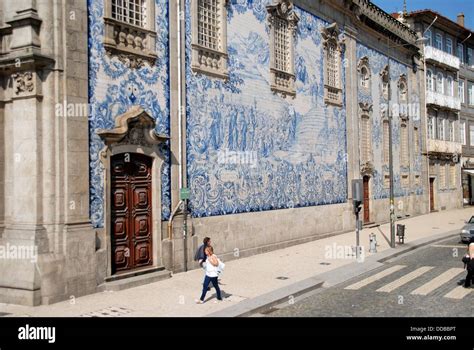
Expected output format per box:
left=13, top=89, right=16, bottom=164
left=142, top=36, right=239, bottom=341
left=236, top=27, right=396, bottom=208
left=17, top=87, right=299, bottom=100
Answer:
left=345, top=265, right=406, bottom=290
left=444, top=286, right=473, bottom=300
left=345, top=265, right=473, bottom=300
left=410, top=268, right=465, bottom=296
left=376, top=266, right=434, bottom=293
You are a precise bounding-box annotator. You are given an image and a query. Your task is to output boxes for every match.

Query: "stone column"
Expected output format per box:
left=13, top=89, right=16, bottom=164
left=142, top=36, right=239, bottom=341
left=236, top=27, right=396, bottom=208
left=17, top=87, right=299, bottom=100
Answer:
left=0, top=0, right=96, bottom=306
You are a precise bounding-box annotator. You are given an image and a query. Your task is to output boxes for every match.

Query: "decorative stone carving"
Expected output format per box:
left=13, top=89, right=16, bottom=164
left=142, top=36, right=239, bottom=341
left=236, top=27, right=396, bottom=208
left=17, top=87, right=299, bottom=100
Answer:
left=191, top=0, right=229, bottom=79
left=398, top=74, right=408, bottom=101
left=267, top=0, right=299, bottom=97
left=361, top=161, right=375, bottom=176
left=97, top=106, right=169, bottom=149
left=103, top=17, right=157, bottom=68
left=11, top=71, right=41, bottom=98
left=359, top=102, right=373, bottom=115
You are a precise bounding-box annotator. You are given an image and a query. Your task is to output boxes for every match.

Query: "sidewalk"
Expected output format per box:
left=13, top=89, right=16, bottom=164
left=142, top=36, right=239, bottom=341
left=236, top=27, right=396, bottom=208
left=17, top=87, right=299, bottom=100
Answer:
left=1, top=207, right=472, bottom=317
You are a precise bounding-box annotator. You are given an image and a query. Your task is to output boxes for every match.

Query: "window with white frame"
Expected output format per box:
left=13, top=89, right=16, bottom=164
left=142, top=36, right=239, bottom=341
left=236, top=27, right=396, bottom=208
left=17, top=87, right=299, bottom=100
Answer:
left=435, top=33, right=443, bottom=50
left=322, top=23, right=343, bottom=106
left=427, top=69, right=434, bottom=91
left=437, top=117, right=445, bottom=140
left=400, top=120, right=409, bottom=167
left=460, top=121, right=466, bottom=145
left=274, top=18, right=290, bottom=72
left=360, top=66, right=370, bottom=89
left=459, top=80, right=465, bottom=104
left=446, top=76, right=454, bottom=97
left=469, top=82, right=474, bottom=105
left=448, top=119, right=455, bottom=142
left=191, top=0, right=228, bottom=79
left=425, top=29, right=432, bottom=46
left=381, top=65, right=390, bottom=99
left=436, top=73, right=444, bottom=94
left=450, top=164, right=456, bottom=189
left=398, top=76, right=408, bottom=102
left=428, top=115, right=435, bottom=139
left=458, top=43, right=464, bottom=63
left=439, top=164, right=446, bottom=189
left=446, top=38, right=453, bottom=54
left=267, top=1, right=299, bottom=97
left=112, top=0, right=147, bottom=27
left=103, top=0, right=157, bottom=68
left=470, top=124, right=474, bottom=146
left=358, top=57, right=371, bottom=91
left=468, top=48, right=474, bottom=66
left=383, top=119, right=390, bottom=164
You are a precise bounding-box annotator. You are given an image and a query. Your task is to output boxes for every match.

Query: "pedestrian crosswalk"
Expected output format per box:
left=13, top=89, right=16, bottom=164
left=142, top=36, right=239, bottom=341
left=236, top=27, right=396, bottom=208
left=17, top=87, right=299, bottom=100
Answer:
left=410, top=268, right=464, bottom=296
left=345, top=265, right=406, bottom=290
left=344, top=265, right=473, bottom=300
left=376, top=266, right=434, bottom=293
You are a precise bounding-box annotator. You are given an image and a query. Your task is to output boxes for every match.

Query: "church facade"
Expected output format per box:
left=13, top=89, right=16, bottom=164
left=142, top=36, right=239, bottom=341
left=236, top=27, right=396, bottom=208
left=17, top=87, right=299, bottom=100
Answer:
left=0, top=0, right=428, bottom=305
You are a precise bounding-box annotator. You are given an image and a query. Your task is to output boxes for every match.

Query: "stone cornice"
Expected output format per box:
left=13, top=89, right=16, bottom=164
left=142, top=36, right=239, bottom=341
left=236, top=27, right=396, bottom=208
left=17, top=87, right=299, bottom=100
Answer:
left=0, top=51, right=55, bottom=74
left=350, top=0, right=417, bottom=45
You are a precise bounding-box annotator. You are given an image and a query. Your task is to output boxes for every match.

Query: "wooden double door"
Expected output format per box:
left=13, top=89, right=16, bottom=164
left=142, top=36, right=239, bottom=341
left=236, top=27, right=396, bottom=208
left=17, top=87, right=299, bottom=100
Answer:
left=111, top=153, right=153, bottom=274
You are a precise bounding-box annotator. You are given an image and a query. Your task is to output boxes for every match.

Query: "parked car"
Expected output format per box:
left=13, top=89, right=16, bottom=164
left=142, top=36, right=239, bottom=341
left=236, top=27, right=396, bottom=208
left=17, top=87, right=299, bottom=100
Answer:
left=460, top=216, right=474, bottom=243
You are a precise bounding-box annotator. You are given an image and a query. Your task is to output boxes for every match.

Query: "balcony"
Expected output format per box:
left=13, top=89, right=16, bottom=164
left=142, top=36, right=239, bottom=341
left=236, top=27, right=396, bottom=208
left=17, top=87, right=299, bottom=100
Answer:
left=427, top=139, right=462, bottom=155
left=426, top=90, right=461, bottom=111
left=424, top=46, right=460, bottom=71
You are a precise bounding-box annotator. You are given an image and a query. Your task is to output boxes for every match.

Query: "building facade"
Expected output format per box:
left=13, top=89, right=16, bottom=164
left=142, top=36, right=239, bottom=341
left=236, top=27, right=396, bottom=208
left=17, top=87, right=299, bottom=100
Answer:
left=0, top=0, right=427, bottom=306
left=455, top=16, right=474, bottom=206
left=403, top=10, right=465, bottom=212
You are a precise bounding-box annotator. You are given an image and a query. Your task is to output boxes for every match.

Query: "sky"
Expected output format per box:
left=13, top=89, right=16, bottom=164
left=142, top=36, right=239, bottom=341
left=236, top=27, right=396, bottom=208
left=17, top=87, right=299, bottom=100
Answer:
left=371, top=0, right=474, bottom=29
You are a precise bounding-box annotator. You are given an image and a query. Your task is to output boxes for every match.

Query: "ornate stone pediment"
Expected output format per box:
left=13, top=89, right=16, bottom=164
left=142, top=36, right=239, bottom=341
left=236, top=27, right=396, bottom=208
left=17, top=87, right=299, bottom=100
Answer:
left=361, top=161, right=375, bottom=176
left=321, top=23, right=344, bottom=51
left=97, top=106, right=169, bottom=148
left=359, top=102, right=373, bottom=115
left=267, top=0, right=299, bottom=23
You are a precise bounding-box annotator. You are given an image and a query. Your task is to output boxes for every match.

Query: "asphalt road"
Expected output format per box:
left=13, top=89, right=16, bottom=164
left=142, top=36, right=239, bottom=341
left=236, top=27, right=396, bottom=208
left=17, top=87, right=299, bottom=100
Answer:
left=268, top=236, right=473, bottom=317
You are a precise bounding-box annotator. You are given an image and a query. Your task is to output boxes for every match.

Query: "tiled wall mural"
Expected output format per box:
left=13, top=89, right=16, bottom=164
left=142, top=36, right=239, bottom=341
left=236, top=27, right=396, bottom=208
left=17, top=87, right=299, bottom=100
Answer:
left=185, top=1, right=348, bottom=218
left=356, top=43, right=423, bottom=199
left=88, top=0, right=171, bottom=228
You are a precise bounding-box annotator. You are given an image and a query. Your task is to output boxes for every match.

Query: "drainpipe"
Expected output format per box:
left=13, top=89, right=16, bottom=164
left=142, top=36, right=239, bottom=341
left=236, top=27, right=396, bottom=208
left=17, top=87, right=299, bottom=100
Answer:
left=176, top=0, right=189, bottom=272
left=168, top=200, right=183, bottom=240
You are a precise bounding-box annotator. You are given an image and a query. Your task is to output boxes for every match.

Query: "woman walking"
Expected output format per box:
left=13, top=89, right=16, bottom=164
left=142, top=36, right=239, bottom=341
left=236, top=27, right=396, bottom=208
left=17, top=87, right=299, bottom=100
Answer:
left=196, top=246, right=223, bottom=303
left=463, top=237, right=474, bottom=288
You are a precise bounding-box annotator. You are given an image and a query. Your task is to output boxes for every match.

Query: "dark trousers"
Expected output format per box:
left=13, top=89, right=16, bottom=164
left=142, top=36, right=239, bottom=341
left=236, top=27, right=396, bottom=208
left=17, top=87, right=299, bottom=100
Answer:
left=464, top=269, right=474, bottom=287
left=200, top=275, right=222, bottom=301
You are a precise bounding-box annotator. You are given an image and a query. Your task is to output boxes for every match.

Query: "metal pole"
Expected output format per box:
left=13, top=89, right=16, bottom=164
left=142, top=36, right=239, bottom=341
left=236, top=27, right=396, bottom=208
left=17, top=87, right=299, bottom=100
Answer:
left=387, top=36, right=396, bottom=248
left=183, top=199, right=188, bottom=272
left=356, top=210, right=360, bottom=260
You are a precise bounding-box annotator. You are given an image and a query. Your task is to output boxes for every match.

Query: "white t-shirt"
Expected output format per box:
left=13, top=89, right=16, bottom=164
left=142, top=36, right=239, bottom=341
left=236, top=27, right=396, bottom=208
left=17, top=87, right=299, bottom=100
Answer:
left=203, top=256, right=220, bottom=278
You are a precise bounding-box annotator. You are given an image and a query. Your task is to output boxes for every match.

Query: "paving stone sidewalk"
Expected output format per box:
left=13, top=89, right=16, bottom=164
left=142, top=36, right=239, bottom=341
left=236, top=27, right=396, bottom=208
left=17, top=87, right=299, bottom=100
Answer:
left=1, top=207, right=471, bottom=317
